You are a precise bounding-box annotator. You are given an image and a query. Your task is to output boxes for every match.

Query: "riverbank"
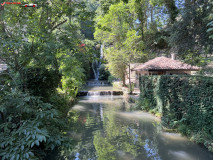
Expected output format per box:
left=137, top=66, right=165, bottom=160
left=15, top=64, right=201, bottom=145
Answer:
left=138, top=75, right=213, bottom=152
left=49, top=96, right=213, bottom=159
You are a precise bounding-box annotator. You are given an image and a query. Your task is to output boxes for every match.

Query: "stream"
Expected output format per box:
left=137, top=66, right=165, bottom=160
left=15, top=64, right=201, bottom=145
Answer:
left=48, top=96, right=213, bottom=160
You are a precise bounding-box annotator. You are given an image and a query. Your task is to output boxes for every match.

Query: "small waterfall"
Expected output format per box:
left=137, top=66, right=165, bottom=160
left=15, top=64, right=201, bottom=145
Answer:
left=87, top=91, right=100, bottom=97
left=77, top=91, right=123, bottom=97
left=87, top=91, right=113, bottom=97
left=92, top=44, right=104, bottom=80
left=100, top=44, right=104, bottom=60
left=92, top=60, right=99, bottom=80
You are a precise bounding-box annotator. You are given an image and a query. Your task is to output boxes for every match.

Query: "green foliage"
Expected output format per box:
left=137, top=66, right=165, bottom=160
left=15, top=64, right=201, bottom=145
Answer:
left=93, top=106, right=145, bottom=160
left=207, top=14, right=213, bottom=40
left=0, top=90, right=71, bottom=160
left=181, top=50, right=208, bottom=66
left=112, top=81, right=122, bottom=90
left=95, top=1, right=146, bottom=85
left=98, top=64, right=110, bottom=80
left=0, top=1, right=96, bottom=159
left=139, top=75, right=213, bottom=151
left=57, top=51, right=86, bottom=97
left=105, top=48, right=127, bottom=85
left=24, top=67, right=61, bottom=99
left=95, top=0, right=213, bottom=66
left=128, top=82, right=135, bottom=94
left=169, top=0, right=213, bottom=55
left=95, top=0, right=120, bottom=16
left=108, top=75, right=117, bottom=84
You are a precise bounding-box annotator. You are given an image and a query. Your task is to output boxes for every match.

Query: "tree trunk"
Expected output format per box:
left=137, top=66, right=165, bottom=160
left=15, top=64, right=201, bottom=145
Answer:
left=141, top=20, right=144, bottom=41
left=122, top=77, right=126, bottom=86
left=128, top=64, right=132, bottom=94
left=151, top=6, right=154, bottom=23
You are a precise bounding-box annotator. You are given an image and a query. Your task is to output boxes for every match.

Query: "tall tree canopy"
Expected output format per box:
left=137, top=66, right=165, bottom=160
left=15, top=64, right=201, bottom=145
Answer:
left=0, top=0, right=98, bottom=159
left=94, top=0, right=213, bottom=84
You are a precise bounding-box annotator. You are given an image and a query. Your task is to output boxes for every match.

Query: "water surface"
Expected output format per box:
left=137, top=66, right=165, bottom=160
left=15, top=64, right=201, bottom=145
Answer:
left=52, top=97, right=213, bottom=160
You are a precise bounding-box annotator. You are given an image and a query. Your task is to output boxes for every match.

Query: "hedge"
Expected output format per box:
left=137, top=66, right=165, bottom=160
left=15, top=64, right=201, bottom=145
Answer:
left=138, top=75, right=213, bottom=152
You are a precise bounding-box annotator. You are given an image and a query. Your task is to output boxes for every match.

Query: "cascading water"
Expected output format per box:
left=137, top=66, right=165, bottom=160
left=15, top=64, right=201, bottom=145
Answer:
left=92, top=60, right=99, bottom=80
left=91, top=44, right=104, bottom=81
left=78, top=44, right=124, bottom=97
left=86, top=91, right=114, bottom=97
left=100, top=44, right=104, bottom=60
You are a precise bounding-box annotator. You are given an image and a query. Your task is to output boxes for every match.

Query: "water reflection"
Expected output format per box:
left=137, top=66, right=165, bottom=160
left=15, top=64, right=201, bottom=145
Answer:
left=51, top=97, right=213, bottom=160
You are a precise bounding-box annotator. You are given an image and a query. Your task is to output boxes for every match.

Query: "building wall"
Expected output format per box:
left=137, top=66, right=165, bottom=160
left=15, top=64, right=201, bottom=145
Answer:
left=135, top=71, right=150, bottom=88
left=125, top=63, right=142, bottom=85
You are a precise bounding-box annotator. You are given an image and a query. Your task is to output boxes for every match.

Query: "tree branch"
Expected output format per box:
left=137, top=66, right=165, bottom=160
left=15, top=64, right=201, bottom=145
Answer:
left=51, top=19, right=67, bottom=32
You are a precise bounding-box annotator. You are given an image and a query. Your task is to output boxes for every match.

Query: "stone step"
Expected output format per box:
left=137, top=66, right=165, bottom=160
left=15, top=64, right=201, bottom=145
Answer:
left=77, top=91, right=123, bottom=97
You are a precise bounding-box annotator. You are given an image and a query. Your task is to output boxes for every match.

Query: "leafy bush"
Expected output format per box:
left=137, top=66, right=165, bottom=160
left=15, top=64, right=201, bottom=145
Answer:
left=98, top=64, right=110, bottom=80
left=24, top=67, right=61, bottom=99
left=139, top=75, right=213, bottom=151
left=112, top=81, right=122, bottom=90
left=58, top=56, right=86, bottom=97
left=0, top=90, right=71, bottom=160
left=108, top=75, right=117, bottom=84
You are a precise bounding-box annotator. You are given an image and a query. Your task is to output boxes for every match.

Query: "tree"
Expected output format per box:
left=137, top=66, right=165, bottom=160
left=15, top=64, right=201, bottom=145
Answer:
left=169, top=0, right=213, bottom=60
left=163, top=0, right=178, bottom=23
left=207, top=1, right=213, bottom=40
left=0, top=0, right=97, bottom=159
left=123, top=30, right=145, bottom=92
left=95, top=2, right=146, bottom=88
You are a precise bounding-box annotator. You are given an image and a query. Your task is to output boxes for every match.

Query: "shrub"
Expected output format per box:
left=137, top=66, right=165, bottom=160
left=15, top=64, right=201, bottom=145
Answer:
left=23, top=67, right=61, bottom=99
left=139, top=75, right=213, bottom=151
left=98, top=64, right=110, bottom=80
left=0, top=90, right=71, bottom=160
left=108, top=75, right=117, bottom=84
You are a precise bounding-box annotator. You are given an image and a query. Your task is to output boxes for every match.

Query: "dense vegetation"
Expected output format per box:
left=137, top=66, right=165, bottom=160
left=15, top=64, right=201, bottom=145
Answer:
left=94, top=0, right=213, bottom=84
left=0, top=0, right=98, bottom=159
left=1, top=0, right=213, bottom=159
left=138, top=75, right=213, bottom=152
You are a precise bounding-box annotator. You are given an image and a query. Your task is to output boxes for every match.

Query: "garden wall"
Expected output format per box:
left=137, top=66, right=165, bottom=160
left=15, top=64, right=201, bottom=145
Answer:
left=139, top=75, right=213, bottom=151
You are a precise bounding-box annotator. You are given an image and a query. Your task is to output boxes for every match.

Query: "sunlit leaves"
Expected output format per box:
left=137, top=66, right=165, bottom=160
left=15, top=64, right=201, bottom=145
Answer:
left=94, top=1, right=146, bottom=85
left=207, top=15, right=213, bottom=40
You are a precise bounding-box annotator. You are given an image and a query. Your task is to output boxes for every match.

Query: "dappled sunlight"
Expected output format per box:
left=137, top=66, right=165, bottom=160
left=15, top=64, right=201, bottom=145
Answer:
left=72, top=104, right=87, bottom=111
left=116, top=111, right=161, bottom=122
left=57, top=97, right=213, bottom=160
left=160, top=132, right=187, bottom=142
left=168, top=151, right=196, bottom=160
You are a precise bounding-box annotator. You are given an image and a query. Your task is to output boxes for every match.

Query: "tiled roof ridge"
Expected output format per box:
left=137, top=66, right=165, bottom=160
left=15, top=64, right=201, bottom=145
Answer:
left=133, top=56, right=200, bottom=71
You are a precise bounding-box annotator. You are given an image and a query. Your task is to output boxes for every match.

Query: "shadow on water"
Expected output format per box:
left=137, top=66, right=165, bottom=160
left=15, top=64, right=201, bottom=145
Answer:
left=46, top=97, right=213, bottom=160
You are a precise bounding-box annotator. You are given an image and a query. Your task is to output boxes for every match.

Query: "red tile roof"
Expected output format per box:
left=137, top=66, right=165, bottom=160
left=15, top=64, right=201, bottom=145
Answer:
left=132, top=57, right=201, bottom=71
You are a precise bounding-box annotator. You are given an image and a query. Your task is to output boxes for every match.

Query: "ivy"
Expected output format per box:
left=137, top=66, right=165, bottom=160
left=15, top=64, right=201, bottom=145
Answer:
left=139, top=75, right=213, bottom=152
